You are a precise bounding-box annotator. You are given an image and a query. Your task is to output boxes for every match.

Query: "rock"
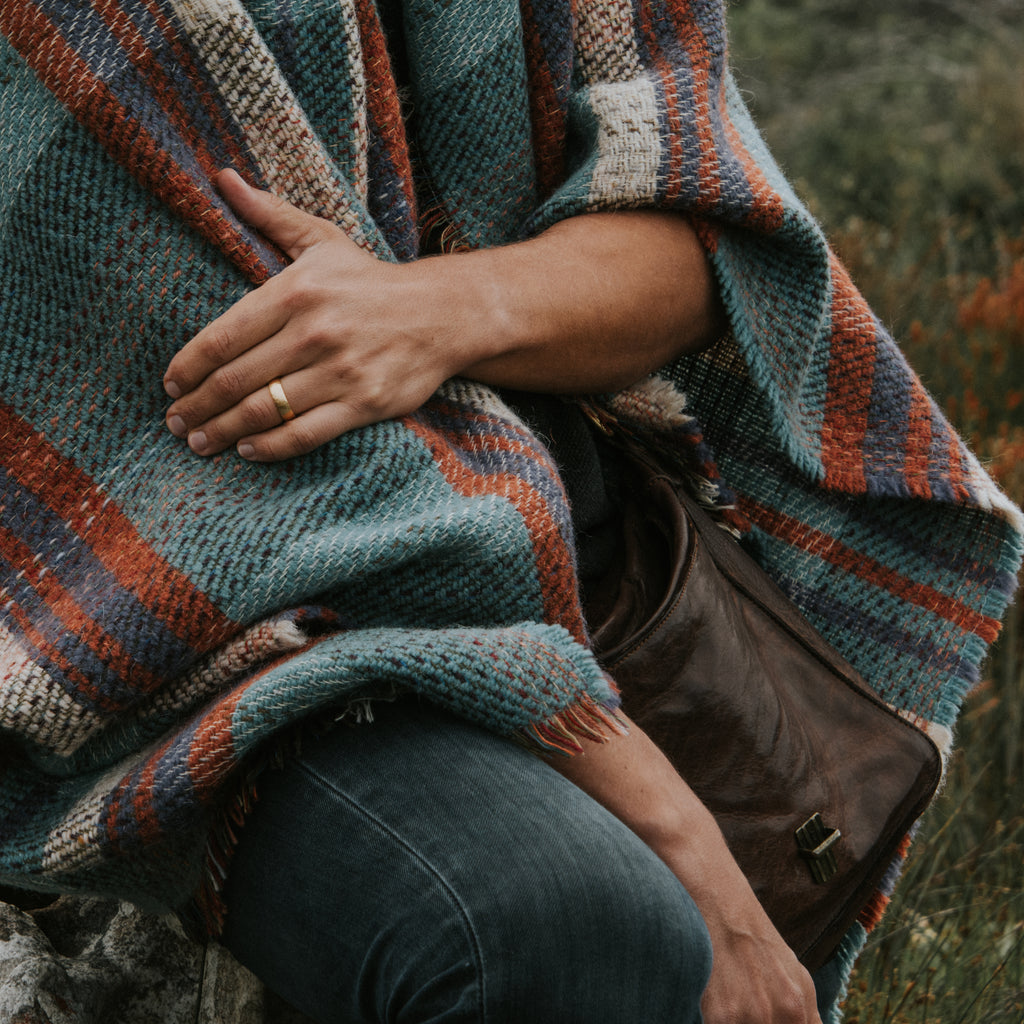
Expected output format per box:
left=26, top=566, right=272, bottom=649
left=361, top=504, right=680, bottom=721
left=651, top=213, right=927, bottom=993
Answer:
left=0, top=897, right=314, bottom=1023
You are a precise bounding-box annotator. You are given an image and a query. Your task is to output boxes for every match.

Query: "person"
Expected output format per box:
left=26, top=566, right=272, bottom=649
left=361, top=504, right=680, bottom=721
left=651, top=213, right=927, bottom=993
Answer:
left=168, top=168, right=820, bottom=1023
left=0, top=2, right=1019, bottom=1023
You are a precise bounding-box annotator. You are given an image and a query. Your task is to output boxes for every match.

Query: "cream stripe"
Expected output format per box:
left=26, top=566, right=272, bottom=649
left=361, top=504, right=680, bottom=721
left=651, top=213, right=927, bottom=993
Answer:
left=575, top=0, right=645, bottom=85
left=0, top=633, right=103, bottom=756
left=171, top=0, right=373, bottom=247
left=42, top=760, right=137, bottom=873
left=585, top=80, right=662, bottom=206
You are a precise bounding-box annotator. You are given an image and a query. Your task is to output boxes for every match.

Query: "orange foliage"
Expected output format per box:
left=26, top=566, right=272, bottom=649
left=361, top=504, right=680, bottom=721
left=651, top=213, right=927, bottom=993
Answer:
left=924, top=241, right=1024, bottom=506
left=958, top=258, right=1024, bottom=336
left=978, top=427, right=1024, bottom=502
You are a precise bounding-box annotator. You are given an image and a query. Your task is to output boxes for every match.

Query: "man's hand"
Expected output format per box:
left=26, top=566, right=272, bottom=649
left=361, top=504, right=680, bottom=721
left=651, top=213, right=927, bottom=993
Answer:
left=163, top=169, right=463, bottom=461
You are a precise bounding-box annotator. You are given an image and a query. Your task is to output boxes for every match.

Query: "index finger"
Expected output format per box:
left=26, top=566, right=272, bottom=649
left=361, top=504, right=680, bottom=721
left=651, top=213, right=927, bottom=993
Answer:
left=163, top=281, right=288, bottom=399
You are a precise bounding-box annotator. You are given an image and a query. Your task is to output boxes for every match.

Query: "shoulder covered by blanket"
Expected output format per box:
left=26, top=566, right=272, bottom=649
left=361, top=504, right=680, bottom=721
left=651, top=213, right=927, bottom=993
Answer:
left=0, top=0, right=1020, bottom=936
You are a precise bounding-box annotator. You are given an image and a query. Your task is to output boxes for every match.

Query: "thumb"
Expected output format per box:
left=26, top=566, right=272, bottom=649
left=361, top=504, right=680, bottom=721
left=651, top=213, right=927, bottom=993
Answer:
left=216, top=168, right=340, bottom=260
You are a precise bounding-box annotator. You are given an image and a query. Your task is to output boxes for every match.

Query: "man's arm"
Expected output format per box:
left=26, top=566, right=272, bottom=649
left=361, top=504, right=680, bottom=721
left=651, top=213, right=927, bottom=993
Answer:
left=549, top=717, right=822, bottom=1024
left=162, top=169, right=723, bottom=461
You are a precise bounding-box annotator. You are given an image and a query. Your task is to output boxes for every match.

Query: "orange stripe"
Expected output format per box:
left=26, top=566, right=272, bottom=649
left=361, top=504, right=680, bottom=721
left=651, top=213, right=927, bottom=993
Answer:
left=0, top=523, right=163, bottom=697
left=186, top=684, right=247, bottom=805
left=944, top=430, right=971, bottom=503
left=857, top=889, right=891, bottom=933
left=821, top=255, right=877, bottom=493
left=0, top=403, right=235, bottom=653
left=740, top=497, right=1000, bottom=641
left=718, top=78, right=786, bottom=233
left=517, top=0, right=567, bottom=198
left=643, top=0, right=781, bottom=228
left=637, top=5, right=684, bottom=204
left=354, top=0, right=416, bottom=218
left=659, top=64, right=686, bottom=205
left=660, top=0, right=721, bottom=210
left=104, top=784, right=124, bottom=852
left=5, top=599, right=111, bottom=710
left=405, top=413, right=587, bottom=644
left=903, top=378, right=934, bottom=500
left=132, top=736, right=173, bottom=845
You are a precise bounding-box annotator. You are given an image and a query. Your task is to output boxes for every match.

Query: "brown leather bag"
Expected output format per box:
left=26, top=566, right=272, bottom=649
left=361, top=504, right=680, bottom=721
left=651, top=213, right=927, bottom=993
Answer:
left=586, top=440, right=942, bottom=972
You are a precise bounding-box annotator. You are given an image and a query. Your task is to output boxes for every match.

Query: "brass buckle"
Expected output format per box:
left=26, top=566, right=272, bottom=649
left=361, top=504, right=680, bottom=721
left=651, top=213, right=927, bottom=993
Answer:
left=795, top=813, right=842, bottom=884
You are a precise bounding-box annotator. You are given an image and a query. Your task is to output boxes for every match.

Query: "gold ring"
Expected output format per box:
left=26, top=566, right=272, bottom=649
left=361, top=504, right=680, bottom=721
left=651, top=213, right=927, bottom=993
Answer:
left=268, top=378, right=296, bottom=422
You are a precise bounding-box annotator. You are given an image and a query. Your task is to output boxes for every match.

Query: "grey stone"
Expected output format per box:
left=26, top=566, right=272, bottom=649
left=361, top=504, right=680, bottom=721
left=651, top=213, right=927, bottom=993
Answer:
left=198, top=945, right=315, bottom=1024
left=0, top=897, right=315, bottom=1024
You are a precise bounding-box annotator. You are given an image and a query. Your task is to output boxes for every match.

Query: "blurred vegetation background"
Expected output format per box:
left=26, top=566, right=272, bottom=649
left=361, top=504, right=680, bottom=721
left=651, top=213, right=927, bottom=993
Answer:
left=725, top=1, right=1023, bottom=1020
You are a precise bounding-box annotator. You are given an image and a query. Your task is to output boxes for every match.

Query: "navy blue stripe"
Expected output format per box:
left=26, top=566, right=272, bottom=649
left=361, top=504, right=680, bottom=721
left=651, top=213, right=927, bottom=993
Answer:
left=780, top=574, right=975, bottom=686
left=0, top=555, right=140, bottom=711
left=417, top=406, right=573, bottom=542
left=1, top=466, right=199, bottom=674
left=862, top=320, right=911, bottom=482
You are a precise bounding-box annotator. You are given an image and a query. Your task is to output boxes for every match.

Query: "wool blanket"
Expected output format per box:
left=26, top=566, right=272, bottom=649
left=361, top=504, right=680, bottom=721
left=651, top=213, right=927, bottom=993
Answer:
left=0, top=0, right=1021, bottom=997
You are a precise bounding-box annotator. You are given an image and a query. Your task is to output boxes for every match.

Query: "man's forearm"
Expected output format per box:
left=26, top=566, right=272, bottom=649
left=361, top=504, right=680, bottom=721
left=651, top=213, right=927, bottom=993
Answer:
left=547, top=717, right=822, bottom=1024
left=439, top=209, right=726, bottom=393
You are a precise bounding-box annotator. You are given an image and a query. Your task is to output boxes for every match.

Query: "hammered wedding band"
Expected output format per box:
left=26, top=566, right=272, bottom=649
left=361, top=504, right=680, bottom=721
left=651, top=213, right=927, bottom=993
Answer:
left=268, top=378, right=296, bottom=423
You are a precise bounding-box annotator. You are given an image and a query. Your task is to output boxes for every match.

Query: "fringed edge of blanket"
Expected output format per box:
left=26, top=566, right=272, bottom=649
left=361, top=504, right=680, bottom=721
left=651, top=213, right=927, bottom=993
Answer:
left=520, top=690, right=628, bottom=757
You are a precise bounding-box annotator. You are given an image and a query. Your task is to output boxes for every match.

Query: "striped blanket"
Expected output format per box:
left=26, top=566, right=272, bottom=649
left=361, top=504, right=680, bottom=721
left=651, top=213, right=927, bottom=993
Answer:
left=0, top=0, right=1020, bottom=1000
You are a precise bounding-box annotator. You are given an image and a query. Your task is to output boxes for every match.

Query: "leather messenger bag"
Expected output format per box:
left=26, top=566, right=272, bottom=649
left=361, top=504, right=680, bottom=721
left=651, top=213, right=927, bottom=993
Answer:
left=586, top=439, right=942, bottom=972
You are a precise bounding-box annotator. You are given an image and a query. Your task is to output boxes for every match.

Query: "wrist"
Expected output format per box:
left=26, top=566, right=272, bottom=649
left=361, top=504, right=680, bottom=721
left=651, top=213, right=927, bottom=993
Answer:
left=410, top=248, right=530, bottom=382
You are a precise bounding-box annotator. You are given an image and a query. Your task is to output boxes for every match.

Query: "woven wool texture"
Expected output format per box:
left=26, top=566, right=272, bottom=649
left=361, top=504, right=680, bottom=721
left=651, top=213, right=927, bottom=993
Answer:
left=0, top=0, right=1021, bottom=994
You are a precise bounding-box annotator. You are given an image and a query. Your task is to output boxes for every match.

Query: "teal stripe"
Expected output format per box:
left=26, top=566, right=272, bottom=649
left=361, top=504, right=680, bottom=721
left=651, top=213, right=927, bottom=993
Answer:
left=405, top=0, right=538, bottom=245
left=229, top=623, right=614, bottom=745
left=723, top=447, right=1011, bottom=614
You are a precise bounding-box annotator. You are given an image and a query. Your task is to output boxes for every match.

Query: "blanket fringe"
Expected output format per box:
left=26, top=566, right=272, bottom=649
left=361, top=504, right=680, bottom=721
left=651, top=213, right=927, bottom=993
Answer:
left=185, top=725, right=306, bottom=939
left=187, top=765, right=264, bottom=939
left=520, top=693, right=627, bottom=756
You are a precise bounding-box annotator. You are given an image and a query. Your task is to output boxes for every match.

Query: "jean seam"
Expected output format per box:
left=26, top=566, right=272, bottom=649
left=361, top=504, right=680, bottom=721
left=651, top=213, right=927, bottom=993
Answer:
left=293, top=757, right=489, bottom=1024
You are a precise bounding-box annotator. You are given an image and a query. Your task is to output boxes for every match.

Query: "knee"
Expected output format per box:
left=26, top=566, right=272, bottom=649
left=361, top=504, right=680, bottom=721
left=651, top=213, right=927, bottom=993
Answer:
left=384, top=821, right=713, bottom=1024
left=473, top=829, right=713, bottom=1023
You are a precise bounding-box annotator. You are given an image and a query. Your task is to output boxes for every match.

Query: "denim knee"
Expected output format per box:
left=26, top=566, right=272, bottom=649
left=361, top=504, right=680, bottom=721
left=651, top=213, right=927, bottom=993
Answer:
left=449, top=807, right=714, bottom=1024
left=370, top=830, right=712, bottom=1024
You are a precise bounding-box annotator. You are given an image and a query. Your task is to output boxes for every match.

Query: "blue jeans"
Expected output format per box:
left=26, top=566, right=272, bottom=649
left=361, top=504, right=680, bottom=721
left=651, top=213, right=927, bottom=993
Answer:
left=222, top=698, right=843, bottom=1022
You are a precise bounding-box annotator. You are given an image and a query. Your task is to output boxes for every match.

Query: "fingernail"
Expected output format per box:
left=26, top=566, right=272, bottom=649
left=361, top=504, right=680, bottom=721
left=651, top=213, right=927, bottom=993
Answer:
left=188, top=431, right=209, bottom=454
left=168, top=415, right=187, bottom=438
left=164, top=379, right=182, bottom=400
left=237, top=442, right=256, bottom=460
